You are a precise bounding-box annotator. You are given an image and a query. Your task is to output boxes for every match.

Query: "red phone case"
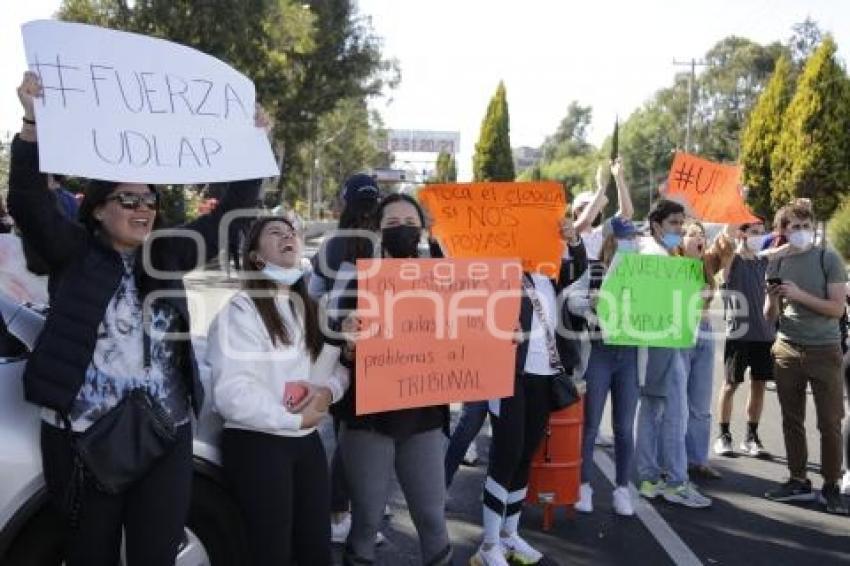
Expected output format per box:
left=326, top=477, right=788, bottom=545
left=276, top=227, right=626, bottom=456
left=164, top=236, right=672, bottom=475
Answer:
left=284, top=383, right=308, bottom=408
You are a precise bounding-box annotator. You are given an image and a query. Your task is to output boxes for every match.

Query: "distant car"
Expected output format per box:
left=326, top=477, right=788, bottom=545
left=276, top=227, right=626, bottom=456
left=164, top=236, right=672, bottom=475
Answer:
left=0, top=292, right=247, bottom=566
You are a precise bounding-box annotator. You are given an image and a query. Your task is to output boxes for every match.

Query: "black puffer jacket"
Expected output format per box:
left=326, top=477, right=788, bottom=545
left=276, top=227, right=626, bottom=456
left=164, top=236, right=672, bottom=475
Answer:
left=8, top=135, right=261, bottom=416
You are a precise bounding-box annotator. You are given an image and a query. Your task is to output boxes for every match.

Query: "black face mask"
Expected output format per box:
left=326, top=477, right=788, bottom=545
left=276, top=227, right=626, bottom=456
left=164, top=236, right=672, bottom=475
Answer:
left=381, top=225, right=421, bottom=258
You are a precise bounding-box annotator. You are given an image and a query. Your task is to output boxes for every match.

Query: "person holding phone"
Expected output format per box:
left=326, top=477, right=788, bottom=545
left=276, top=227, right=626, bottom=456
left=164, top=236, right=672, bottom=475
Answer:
left=207, top=216, right=349, bottom=565
left=764, top=203, right=848, bottom=515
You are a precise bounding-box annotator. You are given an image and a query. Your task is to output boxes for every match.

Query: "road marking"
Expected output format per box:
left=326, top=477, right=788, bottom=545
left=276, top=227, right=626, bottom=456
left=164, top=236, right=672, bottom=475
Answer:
left=593, top=449, right=703, bottom=566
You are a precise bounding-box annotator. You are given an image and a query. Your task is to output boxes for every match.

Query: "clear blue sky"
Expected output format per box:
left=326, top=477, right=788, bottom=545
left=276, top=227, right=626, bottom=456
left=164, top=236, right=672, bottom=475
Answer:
left=4, top=0, right=850, bottom=180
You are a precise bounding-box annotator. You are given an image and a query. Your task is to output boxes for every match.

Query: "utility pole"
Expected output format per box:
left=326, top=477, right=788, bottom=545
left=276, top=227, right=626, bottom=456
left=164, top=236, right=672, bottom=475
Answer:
left=672, top=58, right=708, bottom=152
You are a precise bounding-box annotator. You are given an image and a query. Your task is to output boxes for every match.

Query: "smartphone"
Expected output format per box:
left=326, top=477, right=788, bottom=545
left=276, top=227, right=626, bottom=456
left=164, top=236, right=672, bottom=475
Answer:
left=283, top=383, right=308, bottom=409
left=767, top=277, right=782, bottom=287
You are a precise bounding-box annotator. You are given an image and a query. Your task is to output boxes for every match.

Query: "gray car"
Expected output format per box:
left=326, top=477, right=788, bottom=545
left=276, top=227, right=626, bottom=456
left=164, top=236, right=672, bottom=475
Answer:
left=0, top=291, right=246, bottom=566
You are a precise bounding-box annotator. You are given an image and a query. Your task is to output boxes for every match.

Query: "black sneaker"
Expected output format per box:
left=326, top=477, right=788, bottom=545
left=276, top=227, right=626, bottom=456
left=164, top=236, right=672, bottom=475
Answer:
left=765, top=479, right=817, bottom=502
left=820, top=484, right=849, bottom=515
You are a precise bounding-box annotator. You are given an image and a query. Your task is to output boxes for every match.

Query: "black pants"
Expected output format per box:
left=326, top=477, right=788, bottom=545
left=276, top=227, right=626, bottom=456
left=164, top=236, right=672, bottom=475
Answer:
left=844, top=365, right=850, bottom=471
left=223, top=428, right=331, bottom=566
left=41, top=422, right=193, bottom=566
left=484, top=375, right=551, bottom=520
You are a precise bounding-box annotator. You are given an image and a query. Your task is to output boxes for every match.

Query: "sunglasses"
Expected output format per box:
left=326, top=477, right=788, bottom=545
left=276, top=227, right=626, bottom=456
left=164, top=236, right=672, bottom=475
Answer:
left=107, top=192, right=159, bottom=211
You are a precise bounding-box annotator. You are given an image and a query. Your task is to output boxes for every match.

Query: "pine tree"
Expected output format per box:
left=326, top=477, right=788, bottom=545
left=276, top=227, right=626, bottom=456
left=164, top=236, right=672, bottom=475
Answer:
left=473, top=81, right=515, bottom=181
left=446, top=153, right=457, bottom=182
left=771, top=37, right=850, bottom=218
left=428, top=151, right=458, bottom=183
left=739, top=54, right=794, bottom=218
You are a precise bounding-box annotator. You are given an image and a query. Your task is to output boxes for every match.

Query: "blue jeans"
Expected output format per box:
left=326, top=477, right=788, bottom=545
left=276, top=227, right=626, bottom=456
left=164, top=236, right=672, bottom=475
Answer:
left=680, top=321, right=716, bottom=467
left=581, top=343, right=640, bottom=486
left=444, top=401, right=488, bottom=487
left=636, top=347, right=688, bottom=486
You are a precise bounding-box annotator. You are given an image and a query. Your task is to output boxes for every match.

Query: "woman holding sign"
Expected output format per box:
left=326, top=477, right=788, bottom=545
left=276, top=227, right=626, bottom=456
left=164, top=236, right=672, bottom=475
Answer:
left=338, top=193, right=453, bottom=566
left=678, top=220, right=722, bottom=481
left=572, top=217, right=641, bottom=516
left=207, top=216, right=349, bottom=565
left=9, top=71, right=264, bottom=566
left=473, top=238, right=583, bottom=566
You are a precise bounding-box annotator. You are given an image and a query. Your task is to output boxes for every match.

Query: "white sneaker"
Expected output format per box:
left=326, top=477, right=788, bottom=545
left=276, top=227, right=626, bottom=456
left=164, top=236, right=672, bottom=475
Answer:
left=500, top=532, right=543, bottom=565
left=375, top=531, right=387, bottom=546
left=383, top=504, right=393, bottom=518
left=713, top=433, right=733, bottom=457
left=470, top=542, right=510, bottom=566
left=841, top=471, right=850, bottom=496
left=575, top=482, right=593, bottom=513
left=612, top=486, right=634, bottom=516
left=463, top=442, right=479, bottom=466
left=330, top=513, right=351, bottom=544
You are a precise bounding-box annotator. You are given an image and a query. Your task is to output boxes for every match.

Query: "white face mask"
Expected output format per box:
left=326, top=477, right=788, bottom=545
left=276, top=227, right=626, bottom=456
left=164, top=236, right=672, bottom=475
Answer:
left=745, top=235, right=767, bottom=253
left=788, top=229, right=814, bottom=250
left=617, top=239, right=638, bottom=253
left=261, top=263, right=304, bottom=286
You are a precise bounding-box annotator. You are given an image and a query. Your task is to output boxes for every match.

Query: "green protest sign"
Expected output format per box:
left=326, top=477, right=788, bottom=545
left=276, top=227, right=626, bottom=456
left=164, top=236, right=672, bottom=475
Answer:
left=595, top=253, right=705, bottom=348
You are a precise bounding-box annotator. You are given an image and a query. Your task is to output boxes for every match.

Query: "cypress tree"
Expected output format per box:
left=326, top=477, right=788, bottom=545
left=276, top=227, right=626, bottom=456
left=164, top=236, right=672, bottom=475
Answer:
left=473, top=81, right=516, bottom=181
left=739, top=54, right=794, bottom=218
left=771, top=37, right=850, bottom=218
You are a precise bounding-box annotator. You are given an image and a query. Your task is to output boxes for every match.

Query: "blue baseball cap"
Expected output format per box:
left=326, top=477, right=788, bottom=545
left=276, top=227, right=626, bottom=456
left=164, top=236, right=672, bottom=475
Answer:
left=341, top=174, right=380, bottom=203
left=611, top=216, right=638, bottom=238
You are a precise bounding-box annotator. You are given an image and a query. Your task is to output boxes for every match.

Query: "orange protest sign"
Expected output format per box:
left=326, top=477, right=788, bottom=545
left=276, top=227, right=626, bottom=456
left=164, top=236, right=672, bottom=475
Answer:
left=666, top=152, right=759, bottom=224
left=419, top=182, right=567, bottom=279
left=354, top=258, right=522, bottom=415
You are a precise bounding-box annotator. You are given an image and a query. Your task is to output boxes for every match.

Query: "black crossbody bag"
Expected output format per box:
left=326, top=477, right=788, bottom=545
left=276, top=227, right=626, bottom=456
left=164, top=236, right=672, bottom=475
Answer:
left=63, top=330, right=177, bottom=521
left=522, top=277, right=585, bottom=410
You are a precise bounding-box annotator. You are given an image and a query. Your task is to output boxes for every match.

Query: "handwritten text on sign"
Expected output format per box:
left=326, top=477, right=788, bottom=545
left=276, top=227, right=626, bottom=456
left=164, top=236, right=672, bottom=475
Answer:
left=595, top=253, right=705, bottom=348
left=22, top=20, right=279, bottom=184
left=354, top=258, right=521, bottom=415
left=666, top=152, right=758, bottom=224
left=419, top=182, right=567, bottom=279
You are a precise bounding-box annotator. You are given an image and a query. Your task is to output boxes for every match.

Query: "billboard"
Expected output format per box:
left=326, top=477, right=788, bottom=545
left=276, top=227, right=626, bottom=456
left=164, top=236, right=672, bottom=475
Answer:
left=379, top=129, right=460, bottom=154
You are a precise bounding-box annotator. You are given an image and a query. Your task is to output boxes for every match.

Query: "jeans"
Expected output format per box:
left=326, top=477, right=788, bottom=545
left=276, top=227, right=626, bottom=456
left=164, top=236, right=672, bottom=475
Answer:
left=444, top=401, right=488, bottom=487
left=636, top=347, right=688, bottom=486
left=681, top=321, right=716, bottom=466
left=581, top=343, right=640, bottom=486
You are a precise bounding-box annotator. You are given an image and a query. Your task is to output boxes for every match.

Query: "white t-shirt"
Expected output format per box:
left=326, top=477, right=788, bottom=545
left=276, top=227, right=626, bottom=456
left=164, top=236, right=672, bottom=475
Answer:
left=524, top=274, right=560, bottom=376
left=580, top=218, right=614, bottom=261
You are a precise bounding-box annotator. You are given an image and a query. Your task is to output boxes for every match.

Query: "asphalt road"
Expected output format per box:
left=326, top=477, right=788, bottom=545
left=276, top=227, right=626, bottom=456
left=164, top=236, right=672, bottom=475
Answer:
left=184, top=269, right=850, bottom=566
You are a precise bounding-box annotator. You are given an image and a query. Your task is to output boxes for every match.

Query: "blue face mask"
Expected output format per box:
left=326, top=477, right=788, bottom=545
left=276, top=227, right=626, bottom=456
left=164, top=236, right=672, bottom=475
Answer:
left=661, top=232, right=682, bottom=250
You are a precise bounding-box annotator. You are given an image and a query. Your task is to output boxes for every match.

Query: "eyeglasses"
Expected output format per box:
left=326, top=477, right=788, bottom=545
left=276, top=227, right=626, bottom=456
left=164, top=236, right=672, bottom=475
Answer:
left=107, top=192, right=159, bottom=211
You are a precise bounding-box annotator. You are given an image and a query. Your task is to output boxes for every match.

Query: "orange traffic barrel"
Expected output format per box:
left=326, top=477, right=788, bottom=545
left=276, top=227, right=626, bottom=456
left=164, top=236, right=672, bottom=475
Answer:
left=525, top=400, right=583, bottom=530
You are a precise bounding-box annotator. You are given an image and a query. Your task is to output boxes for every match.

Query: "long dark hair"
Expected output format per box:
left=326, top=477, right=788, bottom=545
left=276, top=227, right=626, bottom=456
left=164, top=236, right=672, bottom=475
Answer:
left=241, top=216, right=322, bottom=360
left=338, top=197, right=380, bottom=263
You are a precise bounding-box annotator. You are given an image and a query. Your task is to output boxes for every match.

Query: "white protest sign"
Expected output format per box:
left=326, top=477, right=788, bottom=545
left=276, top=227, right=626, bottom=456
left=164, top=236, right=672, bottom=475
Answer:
left=22, top=20, right=280, bottom=184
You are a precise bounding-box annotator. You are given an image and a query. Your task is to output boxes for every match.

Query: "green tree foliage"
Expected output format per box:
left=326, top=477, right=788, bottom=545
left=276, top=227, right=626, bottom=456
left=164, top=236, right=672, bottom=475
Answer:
left=518, top=101, right=597, bottom=192
left=739, top=54, right=794, bottom=218
left=303, top=96, right=389, bottom=216
left=788, top=17, right=824, bottom=67
left=428, top=151, right=457, bottom=183
left=540, top=101, right=593, bottom=161
left=473, top=82, right=515, bottom=182
left=828, top=196, right=850, bottom=260
left=771, top=36, right=850, bottom=218
left=57, top=0, right=396, bottom=208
